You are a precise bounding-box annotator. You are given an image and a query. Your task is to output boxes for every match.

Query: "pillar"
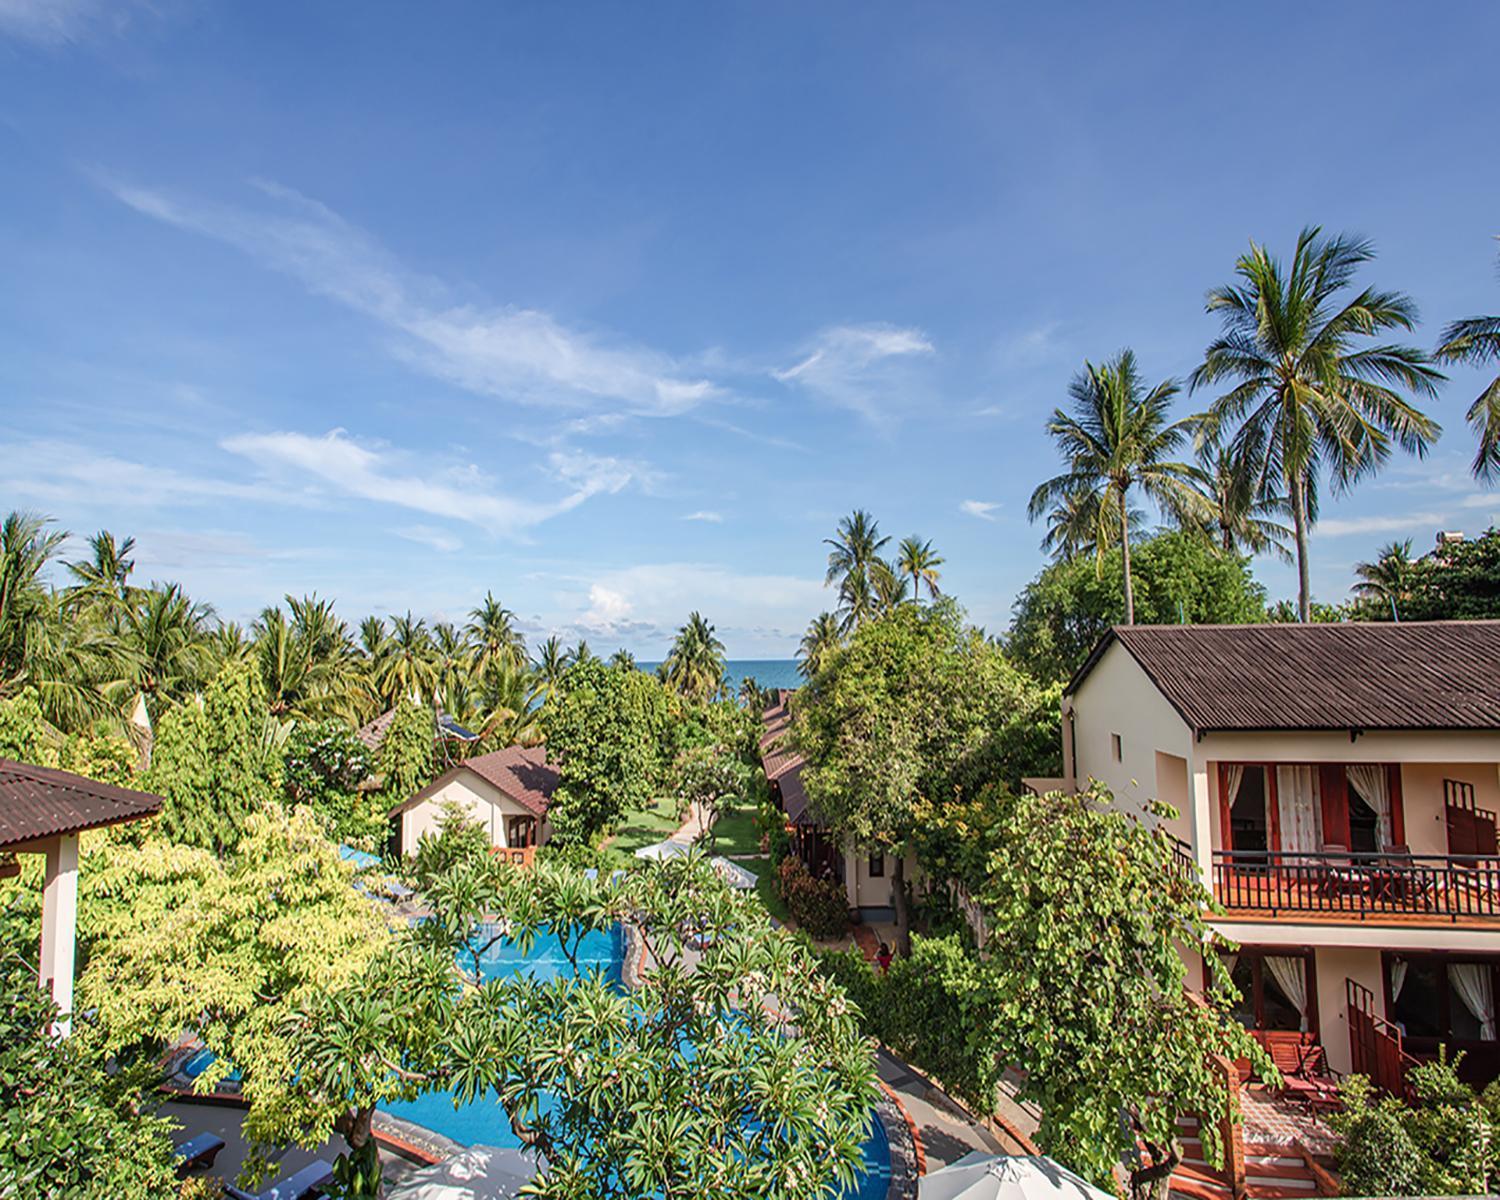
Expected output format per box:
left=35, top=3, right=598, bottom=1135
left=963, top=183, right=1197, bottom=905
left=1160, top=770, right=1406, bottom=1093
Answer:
left=1189, top=763, right=1213, bottom=887
left=39, top=834, right=79, bottom=1036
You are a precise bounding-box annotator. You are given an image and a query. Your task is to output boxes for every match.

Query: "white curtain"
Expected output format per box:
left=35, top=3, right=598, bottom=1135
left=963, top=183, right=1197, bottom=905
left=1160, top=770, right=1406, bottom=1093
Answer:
left=1277, top=766, right=1324, bottom=856
left=1389, top=959, right=1409, bottom=1003
left=1448, top=963, right=1497, bottom=1041
left=1265, top=956, right=1311, bottom=1032
left=1347, top=765, right=1392, bottom=850
left=1224, top=765, right=1246, bottom=811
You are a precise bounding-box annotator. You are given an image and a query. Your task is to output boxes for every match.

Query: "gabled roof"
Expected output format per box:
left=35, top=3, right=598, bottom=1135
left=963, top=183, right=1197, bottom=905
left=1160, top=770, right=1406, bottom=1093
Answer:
left=1066, top=621, right=1500, bottom=735
left=758, top=690, right=822, bottom=828
left=390, top=744, right=560, bottom=818
left=0, top=760, right=163, bottom=850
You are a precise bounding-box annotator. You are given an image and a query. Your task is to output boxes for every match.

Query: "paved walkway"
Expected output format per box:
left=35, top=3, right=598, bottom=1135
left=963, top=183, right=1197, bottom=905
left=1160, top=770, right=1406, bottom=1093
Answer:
left=877, top=1050, right=1022, bottom=1168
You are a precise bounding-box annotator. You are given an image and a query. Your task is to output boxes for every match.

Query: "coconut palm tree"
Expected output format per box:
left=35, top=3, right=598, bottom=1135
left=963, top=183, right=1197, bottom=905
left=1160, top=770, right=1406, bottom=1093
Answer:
left=119, top=584, right=215, bottom=718
left=357, top=616, right=388, bottom=659
left=824, top=511, right=891, bottom=633
left=374, top=612, right=439, bottom=704
left=533, top=636, right=570, bottom=703
left=1434, top=237, right=1500, bottom=483
left=797, top=612, right=842, bottom=681
left=1038, top=488, right=1148, bottom=564
left=1351, top=539, right=1420, bottom=620
left=895, top=536, right=944, bottom=602
left=0, top=511, right=67, bottom=694
left=569, top=639, right=594, bottom=667
left=1190, top=444, right=1294, bottom=561
left=663, top=612, right=727, bottom=702
left=65, top=530, right=137, bottom=610
left=1192, top=227, right=1444, bottom=621
left=466, top=592, right=526, bottom=676
left=609, top=648, right=636, bottom=670
left=871, top=560, right=908, bottom=614
left=1029, top=349, right=1207, bottom=623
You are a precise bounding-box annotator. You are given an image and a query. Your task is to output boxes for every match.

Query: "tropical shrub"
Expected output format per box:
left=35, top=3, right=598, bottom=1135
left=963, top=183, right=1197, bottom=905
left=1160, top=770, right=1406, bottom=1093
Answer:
left=282, top=718, right=380, bottom=843
left=776, top=856, right=849, bottom=937
left=1330, top=1057, right=1498, bottom=1197
left=375, top=697, right=435, bottom=806
left=0, top=953, right=179, bottom=1199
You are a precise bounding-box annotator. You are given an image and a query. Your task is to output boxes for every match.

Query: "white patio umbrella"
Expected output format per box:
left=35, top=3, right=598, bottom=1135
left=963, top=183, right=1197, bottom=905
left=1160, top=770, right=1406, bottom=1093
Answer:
left=919, top=1154, right=1114, bottom=1200
left=634, top=839, right=692, bottom=861
left=387, top=1145, right=539, bottom=1200
left=709, top=855, right=758, bottom=890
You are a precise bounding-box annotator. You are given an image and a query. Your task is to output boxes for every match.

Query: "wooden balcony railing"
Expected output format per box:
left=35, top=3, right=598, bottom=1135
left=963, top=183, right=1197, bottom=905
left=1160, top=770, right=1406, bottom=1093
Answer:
left=1212, top=849, right=1500, bottom=922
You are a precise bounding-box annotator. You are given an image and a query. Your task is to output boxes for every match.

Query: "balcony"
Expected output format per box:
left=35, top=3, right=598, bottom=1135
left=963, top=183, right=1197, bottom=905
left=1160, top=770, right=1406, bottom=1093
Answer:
left=1212, top=849, right=1500, bottom=924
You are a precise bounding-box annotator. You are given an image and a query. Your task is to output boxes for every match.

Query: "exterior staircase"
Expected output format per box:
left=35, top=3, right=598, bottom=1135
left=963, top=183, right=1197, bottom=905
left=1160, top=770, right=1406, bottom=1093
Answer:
left=1168, top=1116, right=1335, bottom=1200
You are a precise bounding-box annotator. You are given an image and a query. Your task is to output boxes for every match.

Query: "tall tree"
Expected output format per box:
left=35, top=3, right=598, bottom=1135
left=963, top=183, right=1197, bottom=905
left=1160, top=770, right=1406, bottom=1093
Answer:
left=1433, top=237, right=1500, bottom=483
left=824, top=510, right=891, bottom=633
left=466, top=592, right=526, bottom=676
left=1030, top=350, right=1205, bottom=623
left=895, top=536, right=944, bottom=601
left=1351, top=539, right=1419, bottom=620
left=374, top=611, right=438, bottom=704
left=119, top=583, right=215, bottom=719
left=1192, top=227, right=1444, bottom=621
left=0, top=512, right=67, bottom=696
left=533, top=636, right=570, bottom=704
left=796, top=612, right=842, bottom=681
left=64, top=530, right=137, bottom=608
left=1191, top=443, right=1294, bottom=561
left=662, top=611, right=727, bottom=702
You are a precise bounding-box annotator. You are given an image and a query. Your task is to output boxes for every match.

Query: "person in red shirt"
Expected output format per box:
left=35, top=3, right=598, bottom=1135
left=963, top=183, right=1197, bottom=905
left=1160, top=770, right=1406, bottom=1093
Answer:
left=875, top=941, right=893, bottom=974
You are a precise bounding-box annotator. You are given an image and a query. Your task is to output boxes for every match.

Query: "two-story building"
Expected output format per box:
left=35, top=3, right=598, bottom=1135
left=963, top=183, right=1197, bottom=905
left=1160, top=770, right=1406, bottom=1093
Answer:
left=1061, top=621, right=1500, bottom=1092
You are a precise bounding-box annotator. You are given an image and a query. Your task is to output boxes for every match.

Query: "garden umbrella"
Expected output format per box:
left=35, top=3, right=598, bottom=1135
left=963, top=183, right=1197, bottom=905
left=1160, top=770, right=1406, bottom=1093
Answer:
left=635, top=839, right=692, bottom=861
left=918, top=1154, right=1113, bottom=1200
left=709, top=856, right=758, bottom=890
left=387, top=1145, right=539, bottom=1200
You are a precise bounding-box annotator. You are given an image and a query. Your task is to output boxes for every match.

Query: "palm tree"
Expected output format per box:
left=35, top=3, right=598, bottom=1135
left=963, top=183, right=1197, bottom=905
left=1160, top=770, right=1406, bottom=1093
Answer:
left=65, top=530, right=137, bottom=609
left=119, top=584, right=215, bottom=718
left=797, top=612, right=842, bottom=681
left=895, top=536, right=944, bottom=602
left=1434, top=237, right=1500, bottom=483
left=569, top=639, right=594, bottom=666
left=1191, top=444, right=1294, bottom=561
left=609, top=648, right=637, bottom=671
left=357, top=616, right=388, bottom=659
left=0, top=511, right=67, bottom=694
left=871, top=560, right=908, bottom=614
left=374, top=612, right=439, bottom=704
left=663, top=612, right=727, bottom=702
left=533, top=636, right=570, bottom=703
left=463, top=657, right=545, bottom=747
left=1351, top=539, right=1419, bottom=620
left=824, top=510, right=891, bottom=633
left=1038, top=488, right=1148, bottom=564
left=1029, top=349, right=1207, bottom=623
left=466, top=592, right=526, bottom=676
left=1192, top=227, right=1444, bottom=621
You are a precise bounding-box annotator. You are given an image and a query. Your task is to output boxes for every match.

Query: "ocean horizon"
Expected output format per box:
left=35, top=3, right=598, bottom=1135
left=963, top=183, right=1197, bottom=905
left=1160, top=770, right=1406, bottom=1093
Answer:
left=638, top=659, right=802, bottom=693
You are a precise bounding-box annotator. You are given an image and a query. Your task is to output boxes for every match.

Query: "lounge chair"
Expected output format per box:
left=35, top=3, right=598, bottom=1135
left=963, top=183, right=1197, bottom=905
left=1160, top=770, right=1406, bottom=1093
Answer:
left=174, top=1133, right=226, bottom=1174
left=223, top=1160, right=335, bottom=1200
left=1315, top=842, right=1367, bottom=904
left=1262, top=1033, right=1341, bottom=1114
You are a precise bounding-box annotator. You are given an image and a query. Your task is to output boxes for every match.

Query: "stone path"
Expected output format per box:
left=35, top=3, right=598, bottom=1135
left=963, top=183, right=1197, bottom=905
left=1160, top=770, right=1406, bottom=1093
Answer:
left=877, top=1050, right=1021, bottom=1169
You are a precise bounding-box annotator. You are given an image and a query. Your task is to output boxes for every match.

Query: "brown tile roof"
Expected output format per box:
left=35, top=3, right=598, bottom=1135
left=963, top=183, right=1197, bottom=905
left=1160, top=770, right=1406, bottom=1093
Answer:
left=392, top=745, right=560, bottom=818
left=759, top=691, right=821, bottom=827
left=355, top=709, right=396, bottom=750
left=1067, top=621, right=1500, bottom=734
left=0, top=760, right=163, bottom=850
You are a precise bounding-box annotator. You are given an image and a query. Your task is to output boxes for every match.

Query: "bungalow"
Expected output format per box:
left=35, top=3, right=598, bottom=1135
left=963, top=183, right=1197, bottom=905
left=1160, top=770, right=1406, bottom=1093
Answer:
left=1060, top=620, right=1500, bottom=1091
left=388, top=745, right=559, bottom=862
left=759, top=691, right=910, bottom=921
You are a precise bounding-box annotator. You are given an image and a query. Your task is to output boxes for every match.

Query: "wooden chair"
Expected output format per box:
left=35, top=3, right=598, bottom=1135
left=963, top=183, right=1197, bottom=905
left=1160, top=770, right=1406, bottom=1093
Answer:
left=1260, top=1031, right=1341, bottom=1114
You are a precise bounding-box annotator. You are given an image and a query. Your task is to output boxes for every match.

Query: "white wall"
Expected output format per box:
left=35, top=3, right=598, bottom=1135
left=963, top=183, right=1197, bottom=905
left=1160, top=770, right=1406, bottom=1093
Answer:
left=398, top=771, right=548, bottom=855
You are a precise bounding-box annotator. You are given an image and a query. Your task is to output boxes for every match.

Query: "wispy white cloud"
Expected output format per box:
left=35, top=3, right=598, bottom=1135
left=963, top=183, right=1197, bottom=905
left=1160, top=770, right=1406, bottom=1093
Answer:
left=992, top=322, right=1063, bottom=370
left=392, top=524, right=463, bottom=553
left=0, top=0, right=148, bottom=44
left=682, top=510, right=723, bottom=523
left=960, top=499, right=1000, bottom=520
left=102, top=178, right=722, bottom=416
left=220, top=428, right=642, bottom=535
left=1314, top=511, right=1450, bottom=538
left=773, top=323, right=935, bottom=422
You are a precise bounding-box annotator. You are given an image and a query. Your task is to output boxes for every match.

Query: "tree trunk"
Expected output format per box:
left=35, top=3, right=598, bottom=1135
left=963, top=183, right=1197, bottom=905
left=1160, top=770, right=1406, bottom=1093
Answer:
left=1290, top=474, right=1312, bottom=623
left=1119, top=488, right=1136, bottom=624
left=891, top=852, right=912, bottom=957
left=1129, top=1138, right=1181, bottom=1200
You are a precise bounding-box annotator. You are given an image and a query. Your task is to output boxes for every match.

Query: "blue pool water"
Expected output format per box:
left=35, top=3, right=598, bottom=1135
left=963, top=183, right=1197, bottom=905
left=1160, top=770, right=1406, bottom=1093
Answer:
left=382, top=923, right=892, bottom=1198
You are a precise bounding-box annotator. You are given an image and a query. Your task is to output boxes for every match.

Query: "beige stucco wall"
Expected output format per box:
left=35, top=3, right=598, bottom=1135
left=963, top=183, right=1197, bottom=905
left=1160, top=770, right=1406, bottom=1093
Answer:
left=398, top=771, right=549, bottom=856
left=1400, top=761, right=1500, bottom=855
left=841, top=844, right=920, bottom=912
left=1312, top=945, right=1386, bottom=1075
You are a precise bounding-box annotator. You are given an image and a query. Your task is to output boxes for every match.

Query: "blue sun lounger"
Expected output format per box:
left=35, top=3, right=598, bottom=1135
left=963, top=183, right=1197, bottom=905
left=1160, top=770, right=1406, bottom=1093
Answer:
left=174, top=1133, right=226, bottom=1173
left=223, top=1159, right=335, bottom=1200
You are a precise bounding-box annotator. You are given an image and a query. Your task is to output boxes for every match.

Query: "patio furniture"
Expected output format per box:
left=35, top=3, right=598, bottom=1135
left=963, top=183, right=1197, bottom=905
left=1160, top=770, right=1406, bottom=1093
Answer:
left=223, top=1160, right=334, bottom=1200
left=174, top=1133, right=226, bottom=1174
left=1260, top=1032, right=1341, bottom=1114
left=1369, top=845, right=1433, bottom=908
left=1315, top=843, right=1368, bottom=902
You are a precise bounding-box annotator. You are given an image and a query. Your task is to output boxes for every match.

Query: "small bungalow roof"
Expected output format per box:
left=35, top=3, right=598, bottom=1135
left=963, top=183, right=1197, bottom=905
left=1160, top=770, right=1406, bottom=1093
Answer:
left=389, top=744, right=560, bottom=818
left=1066, top=621, right=1500, bottom=735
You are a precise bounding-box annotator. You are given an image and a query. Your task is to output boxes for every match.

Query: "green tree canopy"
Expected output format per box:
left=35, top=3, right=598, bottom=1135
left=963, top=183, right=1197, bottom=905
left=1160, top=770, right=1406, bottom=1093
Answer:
left=1401, top=527, right=1500, bottom=620
left=1007, top=529, right=1268, bottom=682
left=795, top=600, right=1061, bottom=952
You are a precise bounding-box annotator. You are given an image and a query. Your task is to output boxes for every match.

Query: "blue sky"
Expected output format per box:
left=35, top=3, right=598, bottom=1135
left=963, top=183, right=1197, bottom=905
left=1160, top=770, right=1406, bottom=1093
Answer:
left=1, top=2, right=1497, bottom=657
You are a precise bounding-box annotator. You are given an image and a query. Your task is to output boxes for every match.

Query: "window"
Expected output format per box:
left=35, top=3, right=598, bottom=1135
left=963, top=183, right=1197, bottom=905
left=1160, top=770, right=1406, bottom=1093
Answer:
left=1218, top=948, right=1314, bottom=1033
left=868, top=852, right=885, bottom=878
left=1110, top=733, right=1123, bottom=762
left=1388, top=954, right=1498, bottom=1044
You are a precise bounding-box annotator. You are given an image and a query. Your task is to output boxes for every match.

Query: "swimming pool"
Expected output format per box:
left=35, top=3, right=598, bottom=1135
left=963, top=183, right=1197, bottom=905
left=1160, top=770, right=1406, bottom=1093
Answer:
left=382, top=922, right=893, bottom=1199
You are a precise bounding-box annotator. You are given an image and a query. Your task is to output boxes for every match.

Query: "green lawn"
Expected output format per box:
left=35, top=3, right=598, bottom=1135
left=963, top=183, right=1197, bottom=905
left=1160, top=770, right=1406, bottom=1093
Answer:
left=739, top=855, right=789, bottom=922
left=601, top=797, right=683, bottom=866
left=707, top=800, right=763, bottom=858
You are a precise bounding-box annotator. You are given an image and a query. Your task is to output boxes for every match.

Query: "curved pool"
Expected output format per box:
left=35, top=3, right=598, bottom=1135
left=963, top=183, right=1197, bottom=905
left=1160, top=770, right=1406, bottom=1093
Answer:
left=382, top=922, right=893, bottom=1199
